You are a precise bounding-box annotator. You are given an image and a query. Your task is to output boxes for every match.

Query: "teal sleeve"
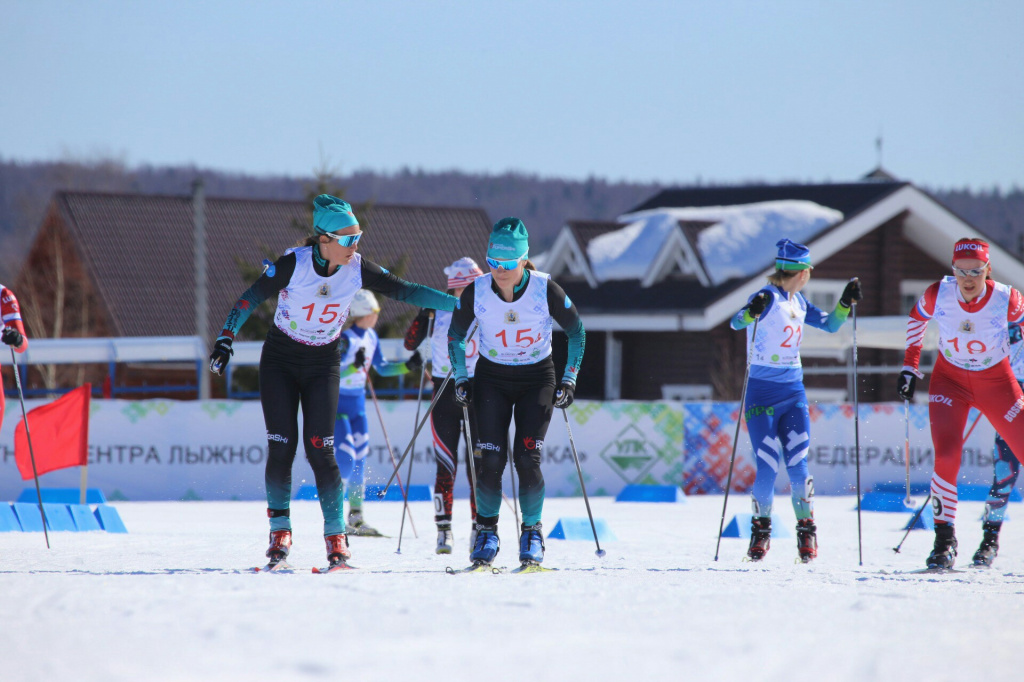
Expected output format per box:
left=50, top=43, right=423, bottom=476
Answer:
left=447, top=287, right=476, bottom=383
left=370, top=345, right=409, bottom=377
left=805, top=297, right=851, bottom=333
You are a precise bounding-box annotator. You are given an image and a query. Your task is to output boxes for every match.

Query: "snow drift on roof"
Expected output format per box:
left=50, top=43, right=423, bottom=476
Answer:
left=589, top=200, right=843, bottom=285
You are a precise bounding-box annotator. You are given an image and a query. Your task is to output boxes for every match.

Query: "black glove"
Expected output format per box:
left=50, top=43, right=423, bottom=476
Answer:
left=840, top=279, right=863, bottom=308
left=353, top=347, right=366, bottom=369
left=1, top=326, right=24, bottom=348
left=405, top=350, right=423, bottom=371
left=746, top=292, right=770, bottom=318
left=209, top=337, right=234, bottom=376
left=554, top=382, right=576, bottom=409
left=897, top=371, right=917, bottom=401
left=454, top=379, right=472, bottom=407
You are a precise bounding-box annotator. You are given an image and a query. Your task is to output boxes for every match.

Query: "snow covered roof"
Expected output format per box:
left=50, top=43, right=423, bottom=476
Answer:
left=589, top=200, right=843, bottom=286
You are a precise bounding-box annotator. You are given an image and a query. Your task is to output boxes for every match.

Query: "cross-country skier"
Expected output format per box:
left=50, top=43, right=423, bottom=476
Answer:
left=209, top=194, right=455, bottom=570
left=898, top=237, right=1024, bottom=570
left=335, top=289, right=422, bottom=537
left=972, top=323, right=1024, bottom=567
left=730, top=238, right=861, bottom=563
left=0, top=284, right=29, bottom=424
left=447, top=218, right=586, bottom=569
left=404, top=257, right=483, bottom=555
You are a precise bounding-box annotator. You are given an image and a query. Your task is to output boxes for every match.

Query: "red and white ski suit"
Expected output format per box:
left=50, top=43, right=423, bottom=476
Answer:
left=905, top=278, right=1024, bottom=524
left=0, top=285, right=28, bottom=424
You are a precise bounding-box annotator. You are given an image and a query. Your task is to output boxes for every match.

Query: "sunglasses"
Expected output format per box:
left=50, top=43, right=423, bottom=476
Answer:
left=324, top=231, right=362, bottom=247
left=486, top=256, right=524, bottom=270
left=952, top=265, right=986, bottom=278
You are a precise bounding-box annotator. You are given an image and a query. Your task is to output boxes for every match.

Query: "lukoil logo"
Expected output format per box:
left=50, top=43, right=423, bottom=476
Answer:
left=930, top=394, right=954, bottom=407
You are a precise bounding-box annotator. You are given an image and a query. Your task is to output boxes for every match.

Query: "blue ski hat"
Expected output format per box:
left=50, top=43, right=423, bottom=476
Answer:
left=775, top=238, right=813, bottom=271
left=487, top=218, right=530, bottom=261
left=313, top=194, right=359, bottom=234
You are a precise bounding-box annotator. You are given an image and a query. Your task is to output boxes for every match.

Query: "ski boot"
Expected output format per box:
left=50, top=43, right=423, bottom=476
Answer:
left=796, top=518, right=817, bottom=563
left=519, top=523, right=545, bottom=565
left=747, top=517, right=771, bottom=561
left=325, top=533, right=351, bottom=567
left=346, top=509, right=382, bottom=537
left=470, top=523, right=500, bottom=565
left=436, top=522, right=453, bottom=555
left=266, top=530, right=292, bottom=564
left=972, top=521, right=1001, bottom=568
left=926, top=523, right=958, bottom=570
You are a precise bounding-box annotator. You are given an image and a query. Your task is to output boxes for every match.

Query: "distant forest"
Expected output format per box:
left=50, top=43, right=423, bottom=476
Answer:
left=1, top=157, right=1022, bottom=282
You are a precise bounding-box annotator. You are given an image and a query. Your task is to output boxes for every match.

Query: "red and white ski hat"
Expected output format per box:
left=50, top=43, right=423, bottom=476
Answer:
left=444, top=257, right=484, bottom=290
left=952, top=238, right=989, bottom=264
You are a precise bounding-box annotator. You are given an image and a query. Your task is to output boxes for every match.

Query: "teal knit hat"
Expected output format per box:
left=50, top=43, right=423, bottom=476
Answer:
left=487, top=217, right=530, bottom=261
left=313, top=194, right=359, bottom=234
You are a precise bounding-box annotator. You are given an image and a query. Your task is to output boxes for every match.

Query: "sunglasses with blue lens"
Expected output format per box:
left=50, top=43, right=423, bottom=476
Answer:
left=486, top=256, right=524, bottom=270
left=325, top=231, right=362, bottom=247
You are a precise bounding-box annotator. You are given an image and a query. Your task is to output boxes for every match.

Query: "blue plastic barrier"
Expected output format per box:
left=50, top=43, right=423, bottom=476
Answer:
left=12, top=502, right=46, bottom=531
left=873, top=482, right=930, bottom=496
left=859, top=492, right=914, bottom=512
left=958, top=484, right=1022, bottom=502
left=365, top=484, right=432, bottom=502
left=0, top=504, right=22, bottom=531
left=721, top=514, right=792, bottom=539
left=17, top=488, right=108, bottom=504
left=615, top=485, right=685, bottom=503
left=547, top=517, right=617, bottom=542
left=94, top=505, right=128, bottom=533
left=903, top=506, right=935, bottom=531
left=42, top=503, right=77, bottom=531
left=293, top=485, right=319, bottom=500
left=68, top=504, right=103, bottom=531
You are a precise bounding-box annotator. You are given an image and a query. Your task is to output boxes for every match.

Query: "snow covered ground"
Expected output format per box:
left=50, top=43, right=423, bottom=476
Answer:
left=2, top=494, right=1023, bottom=681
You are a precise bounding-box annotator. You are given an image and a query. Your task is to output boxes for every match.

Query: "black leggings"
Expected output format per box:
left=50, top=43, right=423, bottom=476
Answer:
left=260, top=337, right=344, bottom=536
left=471, top=357, right=555, bottom=528
left=431, top=377, right=477, bottom=523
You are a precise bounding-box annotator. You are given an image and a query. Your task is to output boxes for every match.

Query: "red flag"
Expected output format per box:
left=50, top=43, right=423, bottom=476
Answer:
left=15, top=384, right=91, bottom=480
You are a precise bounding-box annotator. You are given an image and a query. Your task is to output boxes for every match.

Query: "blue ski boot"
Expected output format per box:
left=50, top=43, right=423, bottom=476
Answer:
left=519, top=523, right=545, bottom=564
left=470, top=523, right=500, bottom=564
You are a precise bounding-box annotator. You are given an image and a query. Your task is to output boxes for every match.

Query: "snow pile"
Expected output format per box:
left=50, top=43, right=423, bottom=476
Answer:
left=590, top=200, right=843, bottom=285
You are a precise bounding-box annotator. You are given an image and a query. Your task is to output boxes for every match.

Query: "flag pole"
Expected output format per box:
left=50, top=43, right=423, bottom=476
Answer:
left=10, top=348, right=50, bottom=548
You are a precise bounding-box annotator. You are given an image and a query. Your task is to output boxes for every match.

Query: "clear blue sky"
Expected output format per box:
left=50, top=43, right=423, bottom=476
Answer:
left=2, top=1, right=1021, bottom=189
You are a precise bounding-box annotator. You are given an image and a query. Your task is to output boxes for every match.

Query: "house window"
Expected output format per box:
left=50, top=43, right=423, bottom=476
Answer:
left=802, top=279, right=847, bottom=311
left=900, top=280, right=932, bottom=315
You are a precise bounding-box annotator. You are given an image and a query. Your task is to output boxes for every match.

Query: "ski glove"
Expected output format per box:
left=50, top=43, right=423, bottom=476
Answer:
left=897, top=370, right=916, bottom=401
left=746, top=292, right=770, bottom=318
left=353, top=347, right=366, bottom=369
left=554, top=382, right=576, bottom=409
left=454, top=379, right=472, bottom=407
left=209, top=337, right=233, bottom=376
left=1, top=326, right=24, bottom=348
left=405, top=350, right=423, bottom=371
left=840, top=280, right=863, bottom=308
left=1011, top=323, right=1023, bottom=345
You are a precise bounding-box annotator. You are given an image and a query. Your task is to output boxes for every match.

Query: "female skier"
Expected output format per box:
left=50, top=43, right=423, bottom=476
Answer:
left=730, top=238, right=861, bottom=563
left=0, top=284, right=29, bottom=423
left=404, top=257, right=483, bottom=555
left=209, top=194, right=455, bottom=570
left=898, top=238, right=1024, bottom=569
left=335, top=289, right=422, bottom=537
left=447, top=218, right=586, bottom=569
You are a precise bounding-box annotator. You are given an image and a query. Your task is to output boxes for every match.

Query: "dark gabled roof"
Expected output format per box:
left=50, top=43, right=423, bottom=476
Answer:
left=560, top=277, right=745, bottom=314
left=629, top=181, right=910, bottom=219
left=565, top=219, right=622, bottom=250
left=51, top=191, right=491, bottom=338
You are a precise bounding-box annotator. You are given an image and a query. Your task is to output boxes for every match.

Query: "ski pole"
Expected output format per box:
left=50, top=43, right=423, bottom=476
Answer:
left=507, top=433, right=521, bottom=545
left=377, top=326, right=478, bottom=499
left=714, top=315, right=759, bottom=561
left=893, top=494, right=932, bottom=554
left=852, top=282, right=863, bottom=567
left=904, top=400, right=912, bottom=507
left=396, top=313, right=433, bottom=553
left=562, top=407, right=606, bottom=557
left=10, top=348, right=50, bottom=548
left=364, top=370, right=417, bottom=539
